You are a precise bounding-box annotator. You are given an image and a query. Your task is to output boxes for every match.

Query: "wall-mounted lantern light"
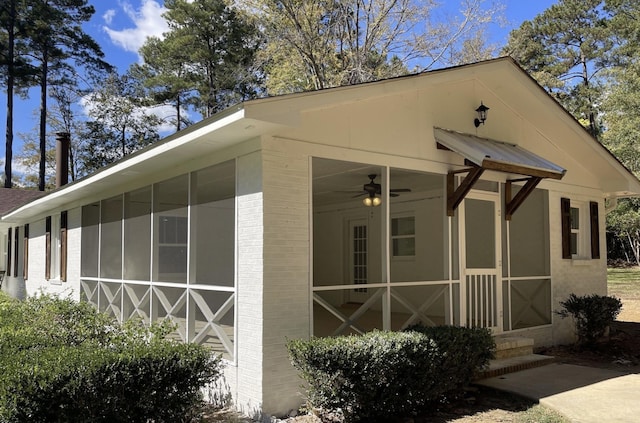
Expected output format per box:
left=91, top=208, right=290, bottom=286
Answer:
left=474, top=101, right=490, bottom=127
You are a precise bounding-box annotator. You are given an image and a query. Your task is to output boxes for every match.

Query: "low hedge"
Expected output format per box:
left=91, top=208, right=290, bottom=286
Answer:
left=0, top=294, right=222, bottom=423
left=287, top=326, right=494, bottom=422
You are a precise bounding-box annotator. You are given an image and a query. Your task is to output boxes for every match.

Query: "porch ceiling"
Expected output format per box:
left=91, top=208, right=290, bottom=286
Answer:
left=434, top=127, right=566, bottom=180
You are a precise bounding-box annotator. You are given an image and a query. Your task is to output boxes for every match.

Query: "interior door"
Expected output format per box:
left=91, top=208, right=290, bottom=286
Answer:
left=462, top=192, right=502, bottom=331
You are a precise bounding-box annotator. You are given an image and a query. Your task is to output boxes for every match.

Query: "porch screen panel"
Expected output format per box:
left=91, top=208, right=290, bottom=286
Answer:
left=192, top=161, right=235, bottom=286
left=390, top=284, right=452, bottom=330
left=501, top=186, right=551, bottom=330
left=154, top=175, right=188, bottom=283
left=81, top=203, right=100, bottom=277
left=311, top=158, right=384, bottom=287
left=389, top=169, right=446, bottom=282
left=505, top=188, right=550, bottom=277
left=465, top=199, right=495, bottom=269
left=124, top=187, right=151, bottom=281
left=510, top=279, right=551, bottom=329
left=100, top=196, right=123, bottom=279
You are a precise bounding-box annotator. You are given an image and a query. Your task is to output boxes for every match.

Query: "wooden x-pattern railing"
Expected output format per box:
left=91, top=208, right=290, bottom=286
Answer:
left=123, top=284, right=151, bottom=323
left=189, top=290, right=234, bottom=357
left=99, top=282, right=123, bottom=319
left=153, top=287, right=188, bottom=342
left=390, top=284, right=448, bottom=328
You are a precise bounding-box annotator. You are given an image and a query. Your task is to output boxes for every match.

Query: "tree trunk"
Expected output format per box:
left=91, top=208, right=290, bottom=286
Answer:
left=4, top=0, right=16, bottom=188
left=176, top=95, right=181, bottom=132
left=39, top=48, right=48, bottom=192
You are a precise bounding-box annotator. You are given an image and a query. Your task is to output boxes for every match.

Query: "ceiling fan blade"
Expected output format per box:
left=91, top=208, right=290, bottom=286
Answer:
left=390, top=193, right=400, bottom=197
left=390, top=188, right=411, bottom=192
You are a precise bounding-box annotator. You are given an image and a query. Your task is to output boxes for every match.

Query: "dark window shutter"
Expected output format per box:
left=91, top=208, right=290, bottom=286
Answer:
left=561, top=198, right=571, bottom=259
left=13, top=227, right=19, bottom=277
left=590, top=201, right=600, bottom=259
left=45, top=216, right=51, bottom=280
left=7, top=227, right=12, bottom=276
left=60, top=211, right=68, bottom=282
left=23, top=224, right=29, bottom=280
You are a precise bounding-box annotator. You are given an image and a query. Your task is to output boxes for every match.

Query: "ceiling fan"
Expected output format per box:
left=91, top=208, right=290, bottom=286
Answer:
left=353, top=174, right=411, bottom=198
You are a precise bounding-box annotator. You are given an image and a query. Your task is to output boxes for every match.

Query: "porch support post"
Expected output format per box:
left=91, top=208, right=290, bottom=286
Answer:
left=504, top=177, right=542, bottom=220
left=447, top=166, right=484, bottom=216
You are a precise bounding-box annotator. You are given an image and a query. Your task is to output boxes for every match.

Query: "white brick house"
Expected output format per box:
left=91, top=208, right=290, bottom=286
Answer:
left=2, top=58, right=640, bottom=416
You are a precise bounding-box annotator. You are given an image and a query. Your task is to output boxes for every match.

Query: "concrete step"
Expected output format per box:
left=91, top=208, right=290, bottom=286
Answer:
left=494, top=336, right=534, bottom=359
left=475, top=353, right=556, bottom=380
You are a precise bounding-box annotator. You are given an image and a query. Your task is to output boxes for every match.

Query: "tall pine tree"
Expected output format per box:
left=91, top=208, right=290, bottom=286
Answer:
left=503, top=0, right=612, bottom=138
left=24, top=0, right=110, bottom=190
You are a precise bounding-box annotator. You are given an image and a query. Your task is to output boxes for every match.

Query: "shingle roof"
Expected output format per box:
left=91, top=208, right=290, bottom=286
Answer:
left=0, top=188, right=45, bottom=216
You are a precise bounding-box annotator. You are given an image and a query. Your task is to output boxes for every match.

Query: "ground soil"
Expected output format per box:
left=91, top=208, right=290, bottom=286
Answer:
left=207, top=296, right=640, bottom=423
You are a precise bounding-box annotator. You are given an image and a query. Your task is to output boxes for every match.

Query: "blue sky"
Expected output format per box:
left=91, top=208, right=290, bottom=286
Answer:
left=0, top=0, right=558, bottom=175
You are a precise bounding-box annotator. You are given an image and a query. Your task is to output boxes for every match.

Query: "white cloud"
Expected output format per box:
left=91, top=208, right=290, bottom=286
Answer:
left=103, top=9, right=116, bottom=25
left=103, top=0, right=169, bottom=55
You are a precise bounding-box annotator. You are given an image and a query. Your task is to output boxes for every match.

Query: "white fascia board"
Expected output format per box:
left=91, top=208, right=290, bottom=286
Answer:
left=3, top=107, right=247, bottom=223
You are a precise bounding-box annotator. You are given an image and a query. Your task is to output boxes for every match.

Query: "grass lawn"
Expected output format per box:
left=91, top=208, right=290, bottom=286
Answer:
left=608, top=267, right=640, bottom=322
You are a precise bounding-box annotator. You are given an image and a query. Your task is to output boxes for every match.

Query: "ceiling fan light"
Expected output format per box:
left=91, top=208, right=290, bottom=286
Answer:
left=363, top=196, right=381, bottom=207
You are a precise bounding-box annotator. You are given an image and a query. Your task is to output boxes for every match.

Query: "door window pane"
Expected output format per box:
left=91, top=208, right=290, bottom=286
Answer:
left=465, top=198, right=495, bottom=269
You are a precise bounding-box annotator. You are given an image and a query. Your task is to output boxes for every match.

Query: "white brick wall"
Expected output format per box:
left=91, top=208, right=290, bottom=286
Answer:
left=261, top=144, right=310, bottom=414
left=548, top=190, right=606, bottom=345
left=19, top=209, right=83, bottom=300
left=234, top=150, right=265, bottom=415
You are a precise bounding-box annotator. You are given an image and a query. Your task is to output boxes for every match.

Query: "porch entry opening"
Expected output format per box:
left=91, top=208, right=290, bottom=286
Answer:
left=462, top=194, right=502, bottom=331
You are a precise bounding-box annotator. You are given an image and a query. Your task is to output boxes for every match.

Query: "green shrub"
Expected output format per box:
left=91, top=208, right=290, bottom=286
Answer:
left=557, top=293, right=622, bottom=346
left=0, top=294, right=222, bottom=422
left=403, top=324, right=495, bottom=388
left=287, top=327, right=494, bottom=422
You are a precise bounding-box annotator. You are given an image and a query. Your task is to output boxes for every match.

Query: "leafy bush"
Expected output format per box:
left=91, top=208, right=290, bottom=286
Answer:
left=287, top=327, right=494, bottom=422
left=404, top=324, right=495, bottom=388
left=557, top=293, right=622, bottom=346
left=0, top=294, right=222, bottom=422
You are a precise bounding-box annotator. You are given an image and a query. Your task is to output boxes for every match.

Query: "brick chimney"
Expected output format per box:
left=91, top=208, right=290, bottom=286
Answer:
left=55, top=132, right=70, bottom=188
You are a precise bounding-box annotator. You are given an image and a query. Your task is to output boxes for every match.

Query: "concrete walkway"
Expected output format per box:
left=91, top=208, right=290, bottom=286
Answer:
left=476, top=363, right=640, bottom=423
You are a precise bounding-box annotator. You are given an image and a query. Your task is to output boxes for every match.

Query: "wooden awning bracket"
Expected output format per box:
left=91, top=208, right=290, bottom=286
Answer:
left=505, top=177, right=542, bottom=220
left=447, top=166, right=484, bottom=216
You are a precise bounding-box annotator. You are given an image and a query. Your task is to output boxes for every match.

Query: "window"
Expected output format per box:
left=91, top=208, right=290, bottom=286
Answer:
left=153, top=174, right=188, bottom=282
left=561, top=198, right=599, bottom=259
left=569, top=206, right=580, bottom=256
left=157, top=215, right=188, bottom=277
left=46, top=214, right=64, bottom=281
left=391, top=216, right=415, bottom=257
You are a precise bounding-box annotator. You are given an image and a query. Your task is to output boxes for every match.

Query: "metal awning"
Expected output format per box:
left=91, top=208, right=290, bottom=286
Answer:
left=434, top=127, right=566, bottom=219
left=434, top=127, right=566, bottom=179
